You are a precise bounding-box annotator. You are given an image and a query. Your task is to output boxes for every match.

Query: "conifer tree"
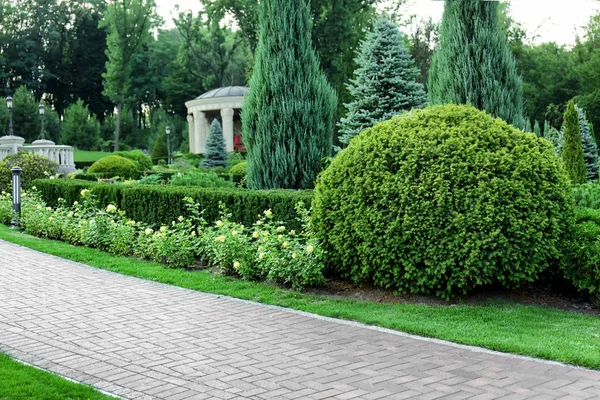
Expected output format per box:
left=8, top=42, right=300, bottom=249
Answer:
left=590, top=122, right=596, bottom=145
left=338, top=19, right=427, bottom=145
left=562, top=100, right=586, bottom=184
left=533, top=120, right=541, bottom=137
left=577, top=106, right=598, bottom=181
left=200, top=119, right=229, bottom=168
left=543, top=120, right=551, bottom=138
left=524, top=118, right=532, bottom=133
left=242, top=0, right=337, bottom=189
left=428, top=0, right=523, bottom=128
left=151, top=135, right=168, bottom=162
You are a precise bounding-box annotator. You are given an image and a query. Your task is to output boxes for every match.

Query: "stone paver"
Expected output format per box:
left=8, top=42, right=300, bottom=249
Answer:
left=1, top=239, right=599, bottom=400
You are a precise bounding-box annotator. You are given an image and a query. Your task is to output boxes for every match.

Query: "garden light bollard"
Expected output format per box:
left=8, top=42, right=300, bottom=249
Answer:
left=11, top=166, right=22, bottom=229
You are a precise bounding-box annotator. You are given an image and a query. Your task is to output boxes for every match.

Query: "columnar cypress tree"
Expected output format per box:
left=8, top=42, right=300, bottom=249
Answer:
left=543, top=120, right=551, bottom=138
left=200, top=119, right=229, bottom=168
left=562, top=100, right=586, bottom=184
left=338, top=19, right=427, bottom=145
left=428, top=0, right=523, bottom=128
left=577, top=106, right=599, bottom=181
left=524, top=118, right=532, bottom=133
left=242, top=0, right=337, bottom=189
left=533, top=120, right=541, bottom=137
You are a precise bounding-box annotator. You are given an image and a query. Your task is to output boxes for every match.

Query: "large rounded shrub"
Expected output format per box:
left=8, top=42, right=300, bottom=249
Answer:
left=312, top=105, right=574, bottom=298
left=89, top=155, right=139, bottom=179
left=0, top=152, right=59, bottom=190
left=113, top=150, right=152, bottom=172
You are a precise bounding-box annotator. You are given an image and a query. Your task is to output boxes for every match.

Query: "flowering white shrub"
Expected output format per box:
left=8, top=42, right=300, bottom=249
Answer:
left=0, top=191, right=326, bottom=290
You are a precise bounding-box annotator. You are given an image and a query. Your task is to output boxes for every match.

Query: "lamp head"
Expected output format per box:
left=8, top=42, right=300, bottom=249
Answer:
left=166, top=125, right=171, bottom=135
left=39, top=103, right=45, bottom=116
left=6, top=96, right=13, bottom=109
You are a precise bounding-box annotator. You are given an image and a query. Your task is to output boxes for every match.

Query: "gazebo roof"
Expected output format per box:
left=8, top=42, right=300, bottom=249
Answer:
left=196, top=86, right=249, bottom=100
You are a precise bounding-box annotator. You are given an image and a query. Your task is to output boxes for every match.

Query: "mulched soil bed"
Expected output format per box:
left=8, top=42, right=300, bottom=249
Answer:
left=306, top=279, right=600, bottom=317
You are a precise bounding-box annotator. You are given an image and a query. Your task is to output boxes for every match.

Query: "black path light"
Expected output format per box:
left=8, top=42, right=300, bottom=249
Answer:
left=11, top=166, right=22, bottom=229
left=39, top=103, right=45, bottom=140
left=166, top=125, right=172, bottom=165
left=6, top=96, right=13, bottom=136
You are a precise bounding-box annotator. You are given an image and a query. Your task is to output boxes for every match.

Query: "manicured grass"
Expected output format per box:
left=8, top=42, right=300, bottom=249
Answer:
left=73, top=150, right=108, bottom=163
left=0, top=352, right=115, bottom=399
left=1, top=224, right=599, bottom=370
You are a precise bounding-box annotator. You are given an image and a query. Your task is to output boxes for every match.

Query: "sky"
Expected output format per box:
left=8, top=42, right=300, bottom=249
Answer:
left=157, top=0, right=600, bottom=46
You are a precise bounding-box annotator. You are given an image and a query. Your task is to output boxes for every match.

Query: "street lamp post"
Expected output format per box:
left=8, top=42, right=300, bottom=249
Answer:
left=6, top=96, right=13, bottom=136
left=166, top=125, right=172, bottom=165
left=39, top=103, right=45, bottom=140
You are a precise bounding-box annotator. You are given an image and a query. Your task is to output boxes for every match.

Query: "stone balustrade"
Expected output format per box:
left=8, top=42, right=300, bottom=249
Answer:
left=0, top=135, right=76, bottom=174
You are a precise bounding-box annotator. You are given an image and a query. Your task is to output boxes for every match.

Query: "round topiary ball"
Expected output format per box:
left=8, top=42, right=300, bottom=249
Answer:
left=89, top=155, right=139, bottom=179
left=312, top=105, right=574, bottom=298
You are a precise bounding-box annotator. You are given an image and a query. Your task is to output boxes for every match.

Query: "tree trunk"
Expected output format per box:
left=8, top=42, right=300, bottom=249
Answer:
left=114, top=102, right=122, bottom=152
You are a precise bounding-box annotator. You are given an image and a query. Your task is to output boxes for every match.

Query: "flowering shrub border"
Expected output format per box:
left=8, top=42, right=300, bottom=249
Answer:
left=0, top=189, right=325, bottom=291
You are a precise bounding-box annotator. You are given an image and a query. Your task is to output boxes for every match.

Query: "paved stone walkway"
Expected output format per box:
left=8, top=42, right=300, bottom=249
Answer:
left=1, top=240, right=600, bottom=400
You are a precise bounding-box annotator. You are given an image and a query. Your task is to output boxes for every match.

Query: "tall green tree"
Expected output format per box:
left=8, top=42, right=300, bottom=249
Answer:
left=409, top=17, right=439, bottom=90
left=338, top=19, right=427, bottom=145
left=428, top=0, right=523, bottom=128
left=533, top=120, right=541, bottom=137
left=11, top=86, right=40, bottom=142
left=562, top=100, right=586, bottom=184
left=242, top=0, right=337, bottom=189
left=100, top=0, right=157, bottom=151
left=62, top=100, right=101, bottom=150
left=577, top=106, right=598, bottom=181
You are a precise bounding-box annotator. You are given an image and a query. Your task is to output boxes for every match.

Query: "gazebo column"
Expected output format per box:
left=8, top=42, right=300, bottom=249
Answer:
left=187, top=114, right=196, bottom=154
left=221, top=107, right=235, bottom=152
left=194, top=111, right=207, bottom=154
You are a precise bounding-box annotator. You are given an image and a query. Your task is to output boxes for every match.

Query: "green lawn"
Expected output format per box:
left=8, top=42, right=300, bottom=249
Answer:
left=73, top=150, right=108, bottom=163
left=0, top=352, right=115, bottom=400
left=1, top=224, right=599, bottom=370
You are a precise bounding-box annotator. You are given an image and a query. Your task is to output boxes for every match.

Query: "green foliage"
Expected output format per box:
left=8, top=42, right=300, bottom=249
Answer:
left=32, top=179, right=313, bottom=232
left=61, top=100, right=100, bottom=150
left=113, top=149, right=153, bottom=172
left=11, top=86, right=40, bottom=143
left=312, top=105, right=574, bottom=299
left=171, top=171, right=234, bottom=188
left=562, top=100, right=587, bottom=184
left=533, top=120, right=541, bottom=137
left=524, top=117, right=532, bottom=133
left=88, top=155, right=140, bottom=179
left=0, top=153, right=59, bottom=190
left=338, top=19, right=427, bottom=145
left=572, top=183, right=600, bottom=209
left=151, top=135, right=168, bottom=162
left=200, top=119, right=228, bottom=168
left=576, top=106, right=598, bottom=181
left=229, top=161, right=247, bottom=177
left=428, top=0, right=523, bottom=128
left=544, top=126, right=563, bottom=155
left=543, top=120, right=551, bottom=138
left=136, top=174, right=163, bottom=185
left=242, top=0, right=337, bottom=189
left=561, top=207, right=600, bottom=295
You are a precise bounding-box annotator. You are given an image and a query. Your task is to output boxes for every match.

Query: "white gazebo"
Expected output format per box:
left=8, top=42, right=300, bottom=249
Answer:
left=185, top=86, right=249, bottom=154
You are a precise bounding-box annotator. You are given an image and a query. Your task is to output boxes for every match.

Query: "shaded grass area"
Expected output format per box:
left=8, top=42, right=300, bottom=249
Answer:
left=1, top=224, right=599, bottom=370
left=73, top=150, right=108, bottom=163
left=0, top=352, right=115, bottom=400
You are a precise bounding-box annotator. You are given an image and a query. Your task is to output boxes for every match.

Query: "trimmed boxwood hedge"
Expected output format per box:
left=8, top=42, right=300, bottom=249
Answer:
left=32, top=179, right=313, bottom=231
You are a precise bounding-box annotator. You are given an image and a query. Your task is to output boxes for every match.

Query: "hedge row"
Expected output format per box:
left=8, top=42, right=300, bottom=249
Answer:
left=32, top=179, right=313, bottom=231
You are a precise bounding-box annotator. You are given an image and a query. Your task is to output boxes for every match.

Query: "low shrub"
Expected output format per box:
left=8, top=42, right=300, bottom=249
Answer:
left=171, top=170, right=234, bottom=188
left=572, top=183, right=600, bottom=209
left=2, top=190, right=325, bottom=289
left=89, top=155, right=140, bottom=179
left=137, top=174, right=164, bottom=185
left=113, top=150, right=153, bottom=172
left=313, top=105, right=574, bottom=299
left=32, top=179, right=313, bottom=231
left=70, top=173, right=100, bottom=182
left=0, top=153, right=59, bottom=190
left=561, top=207, right=600, bottom=296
